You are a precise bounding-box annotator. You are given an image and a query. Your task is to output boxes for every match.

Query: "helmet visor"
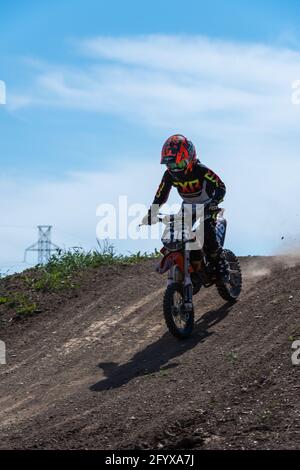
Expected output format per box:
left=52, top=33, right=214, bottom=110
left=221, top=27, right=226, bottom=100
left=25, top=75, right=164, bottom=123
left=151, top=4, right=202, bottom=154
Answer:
left=166, top=160, right=187, bottom=172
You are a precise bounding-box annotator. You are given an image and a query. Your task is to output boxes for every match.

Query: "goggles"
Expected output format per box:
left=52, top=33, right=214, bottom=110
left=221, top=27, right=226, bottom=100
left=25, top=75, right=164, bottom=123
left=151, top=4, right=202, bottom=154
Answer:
left=166, top=160, right=187, bottom=171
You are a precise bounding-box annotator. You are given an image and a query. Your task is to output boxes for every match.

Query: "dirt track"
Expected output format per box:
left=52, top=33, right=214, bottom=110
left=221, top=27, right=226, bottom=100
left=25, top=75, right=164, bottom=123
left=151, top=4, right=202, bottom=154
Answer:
left=0, top=256, right=299, bottom=449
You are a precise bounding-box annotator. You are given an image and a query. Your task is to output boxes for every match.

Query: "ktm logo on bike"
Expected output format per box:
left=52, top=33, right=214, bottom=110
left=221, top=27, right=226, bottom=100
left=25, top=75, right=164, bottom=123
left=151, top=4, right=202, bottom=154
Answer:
left=173, top=179, right=201, bottom=194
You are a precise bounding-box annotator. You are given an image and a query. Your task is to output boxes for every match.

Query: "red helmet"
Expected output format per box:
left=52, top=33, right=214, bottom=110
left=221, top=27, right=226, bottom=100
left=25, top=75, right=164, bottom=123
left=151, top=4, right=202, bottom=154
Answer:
left=161, top=134, right=196, bottom=177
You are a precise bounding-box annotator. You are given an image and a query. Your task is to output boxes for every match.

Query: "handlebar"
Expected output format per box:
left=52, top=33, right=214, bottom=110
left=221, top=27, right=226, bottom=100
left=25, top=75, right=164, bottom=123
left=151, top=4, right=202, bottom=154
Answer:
left=157, top=206, right=222, bottom=219
left=139, top=205, right=224, bottom=227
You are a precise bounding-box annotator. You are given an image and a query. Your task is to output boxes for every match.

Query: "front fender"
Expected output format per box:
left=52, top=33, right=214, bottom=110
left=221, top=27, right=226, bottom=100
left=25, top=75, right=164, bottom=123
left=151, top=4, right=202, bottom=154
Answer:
left=156, top=251, right=184, bottom=274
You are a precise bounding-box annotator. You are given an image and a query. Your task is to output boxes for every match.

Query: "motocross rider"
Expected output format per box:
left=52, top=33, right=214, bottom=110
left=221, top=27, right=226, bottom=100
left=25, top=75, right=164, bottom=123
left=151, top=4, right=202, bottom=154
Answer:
left=142, top=134, right=229, bottom=281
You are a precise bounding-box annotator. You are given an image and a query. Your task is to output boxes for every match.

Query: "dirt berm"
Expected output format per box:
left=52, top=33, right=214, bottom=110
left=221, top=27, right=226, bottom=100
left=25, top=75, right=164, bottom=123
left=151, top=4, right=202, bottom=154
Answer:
left=0, top=256, right=299, bottom=449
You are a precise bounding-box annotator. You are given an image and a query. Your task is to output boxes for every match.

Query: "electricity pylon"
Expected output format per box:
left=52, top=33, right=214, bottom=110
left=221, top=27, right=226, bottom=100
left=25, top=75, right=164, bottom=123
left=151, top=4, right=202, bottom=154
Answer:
left=24, top=226, right=61, bottom=265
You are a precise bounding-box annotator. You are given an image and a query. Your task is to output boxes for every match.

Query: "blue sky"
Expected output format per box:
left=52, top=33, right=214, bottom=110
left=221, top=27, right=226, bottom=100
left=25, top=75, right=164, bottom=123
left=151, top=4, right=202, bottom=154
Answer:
left=1, top=0, right=300, bottom=272
left=1, top=0, right=300, bottom=177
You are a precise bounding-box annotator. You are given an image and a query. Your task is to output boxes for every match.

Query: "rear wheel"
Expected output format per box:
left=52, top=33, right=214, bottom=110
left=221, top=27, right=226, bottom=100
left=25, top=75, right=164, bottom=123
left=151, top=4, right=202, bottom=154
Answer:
left=216, top=249, right=242, bottom=302
left=163, top=283, right=194, bottom=339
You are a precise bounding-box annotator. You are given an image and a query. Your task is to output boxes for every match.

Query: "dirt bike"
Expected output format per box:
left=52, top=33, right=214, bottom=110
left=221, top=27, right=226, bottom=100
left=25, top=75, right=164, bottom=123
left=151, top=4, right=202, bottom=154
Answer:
left=156, top=205, right=242, bottom=339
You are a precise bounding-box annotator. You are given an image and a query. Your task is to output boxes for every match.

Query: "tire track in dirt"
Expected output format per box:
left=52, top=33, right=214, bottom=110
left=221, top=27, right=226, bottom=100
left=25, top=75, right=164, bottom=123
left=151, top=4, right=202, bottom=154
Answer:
left=0, top=262, right=165, bottom=435
left=61, top=288, right=165, bottom=355
left=0, top=257, right=299, bottom=449
left=0, top=259, right=259, bottom=434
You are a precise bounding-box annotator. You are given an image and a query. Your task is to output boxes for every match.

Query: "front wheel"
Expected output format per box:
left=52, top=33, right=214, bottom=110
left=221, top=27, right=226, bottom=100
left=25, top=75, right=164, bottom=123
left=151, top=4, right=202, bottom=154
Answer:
left=163, top=283, right=194, bottom=339
left=216, top=249, right=242, bottom=302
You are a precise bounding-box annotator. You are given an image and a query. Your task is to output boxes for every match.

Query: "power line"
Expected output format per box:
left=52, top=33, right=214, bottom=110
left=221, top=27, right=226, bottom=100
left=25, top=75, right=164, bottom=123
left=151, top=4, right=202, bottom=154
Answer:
left=0, top=225, right=35, bottom=229
left=0, top=261, right=33, bottom=266
left=0, top=261, right=33, bottom=277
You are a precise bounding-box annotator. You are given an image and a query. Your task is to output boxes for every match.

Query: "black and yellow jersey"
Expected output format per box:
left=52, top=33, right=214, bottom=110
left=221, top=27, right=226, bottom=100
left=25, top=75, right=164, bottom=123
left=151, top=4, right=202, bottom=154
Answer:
left=152, top=161, right=226, bottom=207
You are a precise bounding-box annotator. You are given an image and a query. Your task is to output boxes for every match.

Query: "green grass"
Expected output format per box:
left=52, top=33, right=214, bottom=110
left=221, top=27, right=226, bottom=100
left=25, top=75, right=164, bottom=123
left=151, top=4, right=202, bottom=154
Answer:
left=24, top=241, right=160, bottom=293
left=288, top=326, right=300, bottom=342
left=0, top=293, right=38, bottom=317
left=0, top=242, right=160, bottom=322
left=15, top=301, right=38, bottom=316
left=226, top=350, right=239, bottom=362
left=156, top=368, right=170, bottom=378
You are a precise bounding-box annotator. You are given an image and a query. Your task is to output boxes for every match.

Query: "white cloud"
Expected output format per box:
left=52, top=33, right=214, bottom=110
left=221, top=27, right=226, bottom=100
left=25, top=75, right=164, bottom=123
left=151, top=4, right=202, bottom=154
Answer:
left=1, top=150, right=300, bottom=275
left=9, top=35, right=300, bottom=137
left=3, top=35, right=300, bottom=269
left=0, top=163, right=164, bottom=273
left=6, top=94, right=33, bottom=112
left=79, top=35, right=300, bottom=85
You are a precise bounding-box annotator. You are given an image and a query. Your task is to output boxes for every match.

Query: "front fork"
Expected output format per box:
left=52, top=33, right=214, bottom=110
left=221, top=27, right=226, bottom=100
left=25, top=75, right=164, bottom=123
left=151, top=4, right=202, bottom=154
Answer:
left=167, top=249, right=193, bottom=311
left=183, top=249, right=193, bottom=311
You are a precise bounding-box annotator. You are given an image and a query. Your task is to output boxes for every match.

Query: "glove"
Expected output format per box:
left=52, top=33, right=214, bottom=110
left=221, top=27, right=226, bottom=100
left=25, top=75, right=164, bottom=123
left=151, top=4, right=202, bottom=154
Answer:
left=141, top=211, right=151, bottom=226
left=141, top=208, right=159, bottom=226
left=208, top=201, right=219, bottom=212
